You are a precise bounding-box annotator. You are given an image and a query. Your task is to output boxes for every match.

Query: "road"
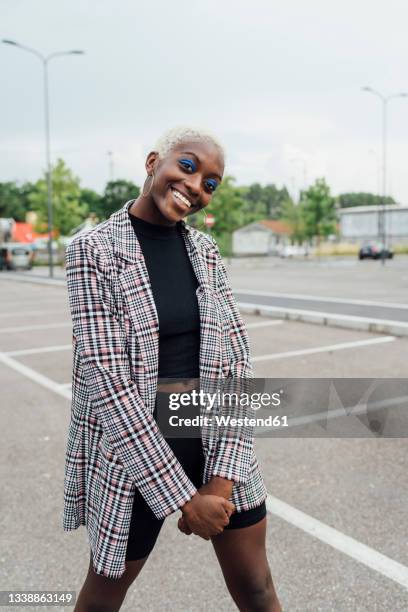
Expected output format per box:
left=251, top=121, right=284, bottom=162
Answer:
left=0, top=274, right=407, bottom=611
left=234, top=290, right=408, bottom=323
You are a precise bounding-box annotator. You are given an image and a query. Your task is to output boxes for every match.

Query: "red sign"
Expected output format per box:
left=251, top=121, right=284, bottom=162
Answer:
left=205, top=213, right=215, bottom=228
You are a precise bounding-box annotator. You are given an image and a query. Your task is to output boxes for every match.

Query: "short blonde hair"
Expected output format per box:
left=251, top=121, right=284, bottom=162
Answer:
left=154, top=126, right=225, bottom=161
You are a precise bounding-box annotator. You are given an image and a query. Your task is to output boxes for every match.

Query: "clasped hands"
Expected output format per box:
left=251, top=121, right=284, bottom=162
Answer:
left=178, top=476, right=235, bottom=540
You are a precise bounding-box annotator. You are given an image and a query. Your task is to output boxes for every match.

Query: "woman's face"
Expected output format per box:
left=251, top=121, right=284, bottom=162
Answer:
left=142, top=140, right=224, bottom=225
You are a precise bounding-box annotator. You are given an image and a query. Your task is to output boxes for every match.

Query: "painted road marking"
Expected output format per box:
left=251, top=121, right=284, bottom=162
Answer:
left=0, top=352, right=71, bottom=399
left=5, top=344, right=72, bottom=357
left=258, top=395, right=408, bottom=433
left=1, top=350, right=407, bottom=589
left=266, top=495, right=408, bottom=590
left=0, top=309, right=67, bottom=319
left=0, top=322, right=71, bottom=334
left=237, top=301, right=408, bottom=331
left=245, top=320, right=283, bottom=329
left=252, top=336, right=396, bottom=362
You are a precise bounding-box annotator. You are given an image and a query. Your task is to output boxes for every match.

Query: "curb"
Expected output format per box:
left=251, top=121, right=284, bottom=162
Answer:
left=2, top=275, right=407, bottom=337
left=238, top=301, right=408, bottom=338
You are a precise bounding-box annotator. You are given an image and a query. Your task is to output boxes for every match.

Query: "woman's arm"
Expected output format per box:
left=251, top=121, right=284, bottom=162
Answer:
left=66, top=235, right=197, bottom=520
left=209, top=239, right=255, bottom=486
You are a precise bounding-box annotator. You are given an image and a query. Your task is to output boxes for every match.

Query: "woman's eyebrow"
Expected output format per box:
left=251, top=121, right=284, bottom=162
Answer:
left=179, top=151, right=222, bottom=181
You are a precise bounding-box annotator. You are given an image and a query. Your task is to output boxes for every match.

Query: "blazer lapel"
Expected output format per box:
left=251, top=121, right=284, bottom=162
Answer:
left=109, top=200, right=222, bottom=384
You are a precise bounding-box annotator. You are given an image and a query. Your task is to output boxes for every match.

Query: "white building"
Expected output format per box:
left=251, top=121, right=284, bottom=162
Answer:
left=339, top=205, right=408, bottom=246
left=232, top=220, right=291, bottom=256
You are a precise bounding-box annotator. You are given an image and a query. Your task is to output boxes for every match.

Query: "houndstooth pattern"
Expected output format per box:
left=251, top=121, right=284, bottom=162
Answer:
left=63, top=200, right=267, bottom=579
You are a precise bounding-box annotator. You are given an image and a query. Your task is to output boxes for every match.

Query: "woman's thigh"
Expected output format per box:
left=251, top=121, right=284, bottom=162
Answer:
left=74, top=554, right=150, bottom=612
left=211, top=517, right=281, bottom=611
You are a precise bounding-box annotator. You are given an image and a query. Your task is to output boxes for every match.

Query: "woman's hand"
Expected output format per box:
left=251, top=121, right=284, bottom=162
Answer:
left=180, top=493, right=235, bottom=540
left=178, top=477, right=235, bottom=536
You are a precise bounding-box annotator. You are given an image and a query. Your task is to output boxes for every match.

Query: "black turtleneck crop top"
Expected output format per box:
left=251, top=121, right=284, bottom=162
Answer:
left=128, top=212, right=200, bottom=379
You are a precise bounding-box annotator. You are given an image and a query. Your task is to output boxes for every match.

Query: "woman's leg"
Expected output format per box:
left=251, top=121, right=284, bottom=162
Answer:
left=74, top=553, right=149, bottom=612
left=211, top=517, right=282, bottom=612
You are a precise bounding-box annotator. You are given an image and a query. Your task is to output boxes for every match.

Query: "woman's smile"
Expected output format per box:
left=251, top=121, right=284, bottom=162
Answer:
left=170, top=186, right=197, bottom=211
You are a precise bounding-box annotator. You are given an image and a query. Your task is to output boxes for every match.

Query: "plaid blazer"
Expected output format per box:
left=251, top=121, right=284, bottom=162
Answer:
left=63, top=200, right=267, bottom=579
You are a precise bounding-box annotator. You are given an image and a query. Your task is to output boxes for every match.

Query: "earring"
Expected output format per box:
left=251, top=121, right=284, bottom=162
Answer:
left=141, top=172, right=155, bottom=197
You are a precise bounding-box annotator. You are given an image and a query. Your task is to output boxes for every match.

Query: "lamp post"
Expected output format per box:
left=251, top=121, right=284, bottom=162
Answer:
left=107, top=151, right=114, bottom=183
left=290, top=157, right=308, bottom=201
left=2, top=39, right=84, bottom=278
left=361, top=86, right=408, bottom=265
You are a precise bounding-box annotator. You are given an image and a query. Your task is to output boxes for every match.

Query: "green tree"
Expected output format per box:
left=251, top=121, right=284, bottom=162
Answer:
left=242, top=183, right=268, bottom=220
left=0, top=181, right=33, bottom=221
left=262, top=184, right=290, bottom=218
left=337, top=192, right=395, bottom=208
left=201, top=175, right=245, bottom=236
left=28, top=159, right=88, bottom=236
left=80, top=188, right=103, bottom=221
left=242, top=183, right=290, bottom=221
left=300, top=178, right=337, bottom=242
left=101, top=180, right=140, bottom=219
left=281, top=198, right=306, bottom=243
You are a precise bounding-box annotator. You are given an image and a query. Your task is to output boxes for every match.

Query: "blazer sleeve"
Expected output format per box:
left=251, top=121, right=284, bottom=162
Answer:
left=65, top=235, right=197, bottom=519
left=209, top=239, right=255, bottom=485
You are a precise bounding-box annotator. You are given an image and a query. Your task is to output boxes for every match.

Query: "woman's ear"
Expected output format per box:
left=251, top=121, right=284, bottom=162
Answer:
left=145, top=151, right=159, bottom=174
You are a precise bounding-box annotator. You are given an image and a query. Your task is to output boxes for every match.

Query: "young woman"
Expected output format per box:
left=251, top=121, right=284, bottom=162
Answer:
left=64, top=127, right=282, bottom=611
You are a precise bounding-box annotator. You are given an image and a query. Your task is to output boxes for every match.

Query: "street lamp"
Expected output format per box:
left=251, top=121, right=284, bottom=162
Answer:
left=290, top=157, right=308, bottom=201
left=2, top=39, right=84, bottom=278
left=361, top=86, right=408, bottom=265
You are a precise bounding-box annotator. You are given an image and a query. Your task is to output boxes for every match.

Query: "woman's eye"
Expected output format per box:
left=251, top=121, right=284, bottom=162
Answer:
left=179, top=159, right=196, bottom=172
left=205, top=179, right=218, bottom=192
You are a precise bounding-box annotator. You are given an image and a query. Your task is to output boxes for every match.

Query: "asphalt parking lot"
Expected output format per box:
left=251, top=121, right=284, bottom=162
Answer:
left=0, top=275, right=407, bottom=611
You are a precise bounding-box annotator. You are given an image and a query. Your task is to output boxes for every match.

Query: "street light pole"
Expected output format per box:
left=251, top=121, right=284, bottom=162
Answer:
left=2, top=40, right=84, bottom=278
left=107, top=151, right=114, bottom=183
left=361, top=86, right=408, bottom=265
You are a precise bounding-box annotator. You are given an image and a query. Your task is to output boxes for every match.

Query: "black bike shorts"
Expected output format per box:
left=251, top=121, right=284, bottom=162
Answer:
left=125, top=391, right=266, bottom=561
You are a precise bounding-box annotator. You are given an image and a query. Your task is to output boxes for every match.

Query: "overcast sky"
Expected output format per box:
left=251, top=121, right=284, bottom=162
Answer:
left=2, top=0, right=408, bottom=202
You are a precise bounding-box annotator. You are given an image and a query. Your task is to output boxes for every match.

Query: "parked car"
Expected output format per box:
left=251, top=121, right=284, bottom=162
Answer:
left=278, top=244, right=309, bottom=258
left=0, top=243, right=34, bottom=270
left=358, top=242, right=394, bottom=260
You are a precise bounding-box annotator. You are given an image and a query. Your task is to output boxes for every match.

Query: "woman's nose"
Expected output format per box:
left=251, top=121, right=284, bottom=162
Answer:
left=184, top=175, right=201, bottom=196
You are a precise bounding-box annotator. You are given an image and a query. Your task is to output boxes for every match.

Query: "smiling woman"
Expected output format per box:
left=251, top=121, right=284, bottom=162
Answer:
left=65, top=126, right=282, bottom=612
left=129, top=126, right=225, bottom=222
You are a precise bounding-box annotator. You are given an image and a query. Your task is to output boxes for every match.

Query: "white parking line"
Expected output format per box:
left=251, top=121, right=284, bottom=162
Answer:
left=235, top=289, right=408, bottom=310
left=252, top=336, right=396, bottom=362
left=0, top=352, right=71, bottom=399
left=1, top=350, right=407, bottom=588
left=0, top=322, right=71, bottom=334
left=0, top=309, right=66, bottom=319
left=245, top=320, right=283, bottom=329
left=5, top=344, right=72, bottom=357
left=258, top=395, right=408, bottom=432
left=266, top=495, right=408, bottom=590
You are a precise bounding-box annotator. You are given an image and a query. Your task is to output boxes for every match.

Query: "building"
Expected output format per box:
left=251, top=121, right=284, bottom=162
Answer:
left=339, top=205, right=408, bottom=246
left=232, top=219, right=291, bottom=256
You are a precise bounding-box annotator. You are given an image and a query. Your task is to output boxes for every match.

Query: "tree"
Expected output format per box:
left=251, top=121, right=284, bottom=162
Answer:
left=262, top=184, right=290, bottom=218
left=196, top=175, right=245, bottom=237
left=242, top=183, right=290, bottom=221
left=0, top=181, right=33, bottom=221
left=300, top=178, right=337, bottom=242
left=281, top=198, right=306, bottom=244
left=80, top=188, right=103, bottom=221
left=28, top=159, right=88, bottom=236
left=337, top=193, right=395, bottom=208
left=101, top=180, right=140, bottom=219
